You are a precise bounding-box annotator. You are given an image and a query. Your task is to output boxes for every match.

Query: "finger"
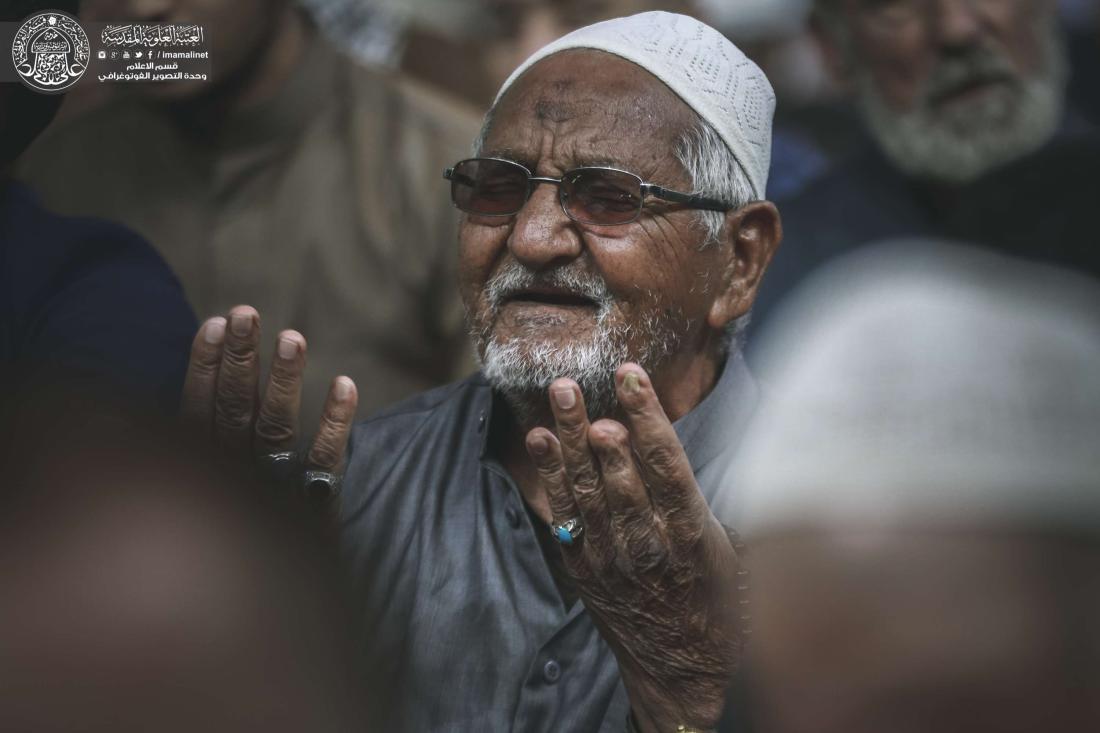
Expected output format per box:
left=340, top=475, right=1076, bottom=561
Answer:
left=526, top=429, right=589, bottom=579
left=615, top=364, right=704, bottom=531
left=587, top=419, right=652, bottom=518
left=181, top=317, right=226, bottom=431
left=589, top=420, right=668, bottom=578
left=214, top=306, right=262, bottom=452
left=549, top=379, right=613, bottom=564
left=305, top=376, right=358, bottom=472
left=254, top=330, right=307, bottom=455
left=526, top=428, right=577, bottom=523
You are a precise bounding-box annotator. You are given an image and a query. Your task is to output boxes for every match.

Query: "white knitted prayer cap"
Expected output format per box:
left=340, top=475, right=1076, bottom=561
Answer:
left=493, top=11, right=776, bottom=200
left=720, top=241, right=1100, bottom=537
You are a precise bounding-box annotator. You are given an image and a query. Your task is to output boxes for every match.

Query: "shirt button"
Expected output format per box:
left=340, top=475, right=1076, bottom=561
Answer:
left=542, top=659, right=561, bottom=684
left=477, top=411, right=486, bottom=434
left=506, top=505, right=522, bottom=528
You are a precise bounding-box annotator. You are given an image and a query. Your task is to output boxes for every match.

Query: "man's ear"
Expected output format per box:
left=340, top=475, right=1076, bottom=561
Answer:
left=707, top=201, right=782, bottom=332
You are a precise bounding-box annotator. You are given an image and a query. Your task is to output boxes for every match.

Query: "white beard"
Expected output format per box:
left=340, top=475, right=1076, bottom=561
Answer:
left=854, top=19, right=1068, bottom=184
left=471, top=262, right=684, bottom=421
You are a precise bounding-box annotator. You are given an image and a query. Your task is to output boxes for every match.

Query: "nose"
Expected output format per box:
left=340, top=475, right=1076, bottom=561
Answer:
left=933, top=0, right=984, bottom=50
left=507, top=180, right=583, bottom=271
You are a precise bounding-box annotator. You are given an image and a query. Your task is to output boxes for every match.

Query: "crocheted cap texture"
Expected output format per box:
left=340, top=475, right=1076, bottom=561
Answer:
left=494, top=11, right=775, bottom=199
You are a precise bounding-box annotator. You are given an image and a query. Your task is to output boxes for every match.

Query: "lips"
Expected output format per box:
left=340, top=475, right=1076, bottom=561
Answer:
left=929, top=73, right=1012, bottom=107
left=502, top=287, right=599, bottom=309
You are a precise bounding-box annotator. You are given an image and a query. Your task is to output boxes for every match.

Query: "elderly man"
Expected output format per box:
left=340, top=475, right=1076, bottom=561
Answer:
left=750, top=0, right=1100, bottom=338
left=727, top=243, right=1100, bottom=733
left=181, top=12, right=780, bottom=732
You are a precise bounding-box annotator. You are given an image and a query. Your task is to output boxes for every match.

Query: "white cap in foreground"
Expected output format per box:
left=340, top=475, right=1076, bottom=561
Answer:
left=723, top=242, right=1100, bottom=537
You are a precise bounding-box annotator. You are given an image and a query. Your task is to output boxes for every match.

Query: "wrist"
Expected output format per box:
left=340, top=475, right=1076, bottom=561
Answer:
left=624, top=679, right=725, bottom=733
left=627, top=709, right=717, bottom=733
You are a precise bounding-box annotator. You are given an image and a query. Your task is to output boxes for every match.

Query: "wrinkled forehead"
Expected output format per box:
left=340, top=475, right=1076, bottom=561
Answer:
left=484, top=50, right=696, bottom=169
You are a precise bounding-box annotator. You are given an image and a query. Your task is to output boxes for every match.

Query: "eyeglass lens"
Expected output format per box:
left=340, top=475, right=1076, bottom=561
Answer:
left=450, top=159, right=644, bottom=226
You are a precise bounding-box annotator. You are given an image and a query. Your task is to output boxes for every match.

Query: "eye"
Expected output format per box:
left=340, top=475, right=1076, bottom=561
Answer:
left=572, top=176, right=640, bottom=213
left=473, top=178, right=526, bottom=200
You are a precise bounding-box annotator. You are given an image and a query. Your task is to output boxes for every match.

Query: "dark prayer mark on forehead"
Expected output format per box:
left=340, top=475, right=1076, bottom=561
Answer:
left=533, top=79, right=581, bottom=124
left=534, top=97, right=576, bottom=124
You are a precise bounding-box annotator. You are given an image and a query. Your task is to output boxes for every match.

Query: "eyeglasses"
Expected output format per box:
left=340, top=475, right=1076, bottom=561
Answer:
left=444, top=157, right=731, bottom=227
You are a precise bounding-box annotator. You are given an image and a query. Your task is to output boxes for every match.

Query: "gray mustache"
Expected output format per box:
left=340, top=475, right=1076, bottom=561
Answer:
left=485, top=263, right=613, bottom=310
left=925, top=46, right=1018, bottom=100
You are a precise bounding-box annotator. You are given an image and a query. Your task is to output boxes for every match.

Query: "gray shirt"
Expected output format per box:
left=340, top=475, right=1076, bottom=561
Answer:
left=341, top=353, right=758, bottom=731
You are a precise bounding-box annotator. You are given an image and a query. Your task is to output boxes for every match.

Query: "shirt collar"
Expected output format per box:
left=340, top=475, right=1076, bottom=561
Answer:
left=478, top=351, right=759, bottom=473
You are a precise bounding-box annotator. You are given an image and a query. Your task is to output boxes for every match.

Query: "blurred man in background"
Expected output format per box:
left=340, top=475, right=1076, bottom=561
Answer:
left=19, top=0, right=480, bottom=422
left=727, top=242, right=1100, bottom=733
left=751, top=0, right=1100, bottom=338
left=2, top=0, right=195, bottom=408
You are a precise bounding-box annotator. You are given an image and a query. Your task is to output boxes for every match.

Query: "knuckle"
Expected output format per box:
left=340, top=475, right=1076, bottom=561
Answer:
left=641, top=443, right=682, bottom=476
left=570, top=465, right=600, bottom=493
left=214, top=392, right=254, bottom=427
left=535, top=460, right=563, bottom=482
left=307, top=441, right=342, bottom=469
left=558, top=420, right=588, bottom=442
left=597, top=446, right=631, bottom=475
left=308, top=419, right=347, bottom=468
left=674, top=514, right=707, bottom=547
left=264, top=371, right=298, bottom=403
left=214, top=406, right=253, bottom=433
left=254, top=414, right=295, bottom=447
left=621, top=529, right=669, bottom=576
left=321, top=398, right=354, bottom=426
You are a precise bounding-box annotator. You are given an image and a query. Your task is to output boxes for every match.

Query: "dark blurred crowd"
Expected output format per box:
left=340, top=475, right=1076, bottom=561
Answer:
left=2, top=0, right=1098, bottom=731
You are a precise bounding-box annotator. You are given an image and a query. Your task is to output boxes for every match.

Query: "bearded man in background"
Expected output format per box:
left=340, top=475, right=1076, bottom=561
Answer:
left=750, top=0, right=1100, bottom=339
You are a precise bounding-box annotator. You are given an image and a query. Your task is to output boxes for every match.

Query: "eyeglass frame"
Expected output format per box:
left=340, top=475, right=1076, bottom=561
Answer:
left=443, top=157, right=733, bottom=226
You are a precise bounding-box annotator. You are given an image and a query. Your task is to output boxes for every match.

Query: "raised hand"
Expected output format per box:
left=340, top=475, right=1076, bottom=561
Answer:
left=181, top=305, right=358, bottom=504
left=525, top=364, right=743, bottom=733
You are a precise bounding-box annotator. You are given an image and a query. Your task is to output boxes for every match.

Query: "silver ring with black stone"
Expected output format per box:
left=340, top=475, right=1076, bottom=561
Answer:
left=302, top=469, right=342, bottom=505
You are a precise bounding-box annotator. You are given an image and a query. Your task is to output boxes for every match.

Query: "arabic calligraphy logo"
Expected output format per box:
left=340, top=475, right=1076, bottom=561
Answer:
left=11, top=11, right=90, bottom=93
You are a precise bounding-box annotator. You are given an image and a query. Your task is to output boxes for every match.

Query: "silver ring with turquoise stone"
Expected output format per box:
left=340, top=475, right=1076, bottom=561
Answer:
left=550, top=517, right=584, bottom=546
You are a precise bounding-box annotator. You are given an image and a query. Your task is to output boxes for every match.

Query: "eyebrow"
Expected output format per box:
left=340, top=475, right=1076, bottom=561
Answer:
left=478, top=150, right=637, bottom=174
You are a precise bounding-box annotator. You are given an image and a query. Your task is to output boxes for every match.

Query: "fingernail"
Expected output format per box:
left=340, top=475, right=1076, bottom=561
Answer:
left=334, top=377, right=353, bottom=401
left=230, top=312, right=252, bottom=337
left=623, top=372, right=641, bottom=394
left=278, top=337, right=298, bottom=360
left=204, top=318, right=226, bottom=345
left=529, top=434, right=548, bottom=456
left=552, top=387, right=575, bottom=410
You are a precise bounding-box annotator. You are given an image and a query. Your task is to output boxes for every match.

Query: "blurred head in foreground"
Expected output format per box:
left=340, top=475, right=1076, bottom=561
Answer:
left=813, top=0, right=1067, bottom=183
left=724, top=242, right=1100, bottom=733
left=0, top=384, right=368, bottom=732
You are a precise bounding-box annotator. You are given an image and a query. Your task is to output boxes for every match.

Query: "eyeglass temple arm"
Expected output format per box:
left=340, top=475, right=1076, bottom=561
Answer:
left=444, top=168, right=479, bottom=187
left=643, top=183, right=730, bottom=212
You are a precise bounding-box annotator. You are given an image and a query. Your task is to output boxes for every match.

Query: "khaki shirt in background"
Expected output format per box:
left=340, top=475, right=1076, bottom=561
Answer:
left=19, top=36, right=482, bottom=424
